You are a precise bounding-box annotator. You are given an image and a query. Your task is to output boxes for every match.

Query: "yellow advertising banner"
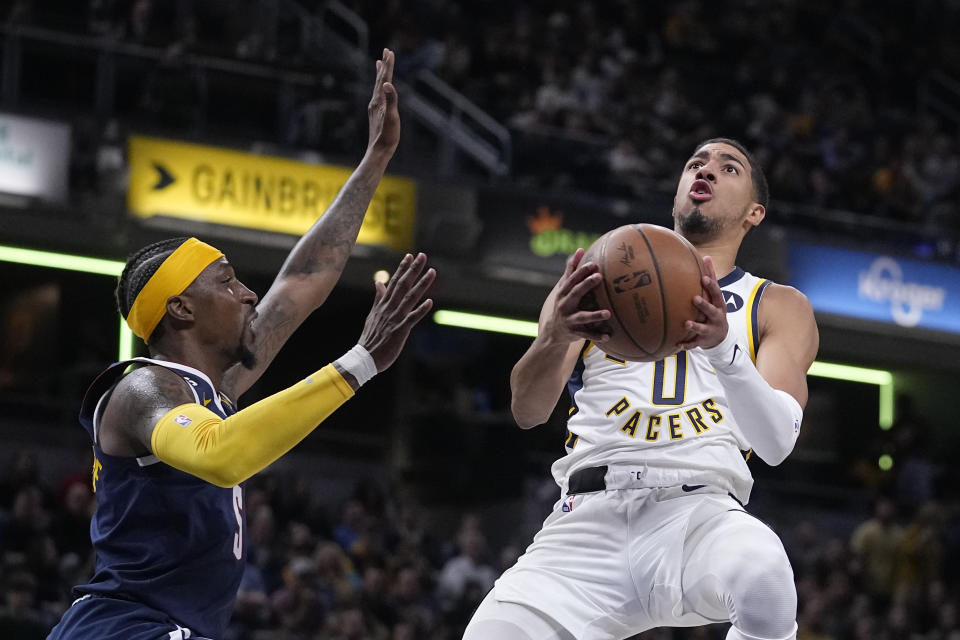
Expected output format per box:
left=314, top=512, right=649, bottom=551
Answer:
left=127, top=136, right=417, bottom=252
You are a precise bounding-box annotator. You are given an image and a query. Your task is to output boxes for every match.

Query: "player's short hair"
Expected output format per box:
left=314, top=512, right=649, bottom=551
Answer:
left=694, top=137, right=769, bottom=208
left=116, top=238, right=190, bottom=344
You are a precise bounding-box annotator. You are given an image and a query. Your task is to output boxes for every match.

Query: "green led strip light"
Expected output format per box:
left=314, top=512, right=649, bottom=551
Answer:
left=432, top=309, right=895, bottom=429
left=807, top=361, right=894, bottom=429
left=433, top=309, right=539, bottom=337
left=0, top=245, right=133, bottom=361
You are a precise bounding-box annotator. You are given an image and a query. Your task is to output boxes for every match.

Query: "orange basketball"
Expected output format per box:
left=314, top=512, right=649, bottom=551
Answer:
left=580, top=224, right=705, bottom=362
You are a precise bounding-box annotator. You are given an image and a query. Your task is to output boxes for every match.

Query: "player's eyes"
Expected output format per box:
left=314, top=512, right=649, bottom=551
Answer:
left=688, top=161, right=702, bottom=170
left=724, top=166, right=739, bottom=174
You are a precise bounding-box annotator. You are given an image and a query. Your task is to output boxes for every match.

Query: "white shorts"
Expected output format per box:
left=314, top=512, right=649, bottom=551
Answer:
left=494, top=483, right=787, bottom=640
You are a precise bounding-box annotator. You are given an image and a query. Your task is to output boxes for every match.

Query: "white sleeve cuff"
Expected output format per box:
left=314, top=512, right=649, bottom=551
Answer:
left=334, top=344, right=377, bottom=387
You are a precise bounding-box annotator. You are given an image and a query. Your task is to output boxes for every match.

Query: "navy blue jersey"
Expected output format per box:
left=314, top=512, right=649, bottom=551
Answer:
left=63, top=357, right=245, bottom=639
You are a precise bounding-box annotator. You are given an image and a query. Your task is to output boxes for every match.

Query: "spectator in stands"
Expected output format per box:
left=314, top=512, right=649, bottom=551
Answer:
left=271, top=555, right=326, bottom=635
left=0, top=571, right=48, bottom=640
left=894, top=501, right=945, bottom=602
left=50, top=480, right=93, bottom=561
left=436, top=527, right=496, bottom=608
left=850, top=496, right=903, bottom=601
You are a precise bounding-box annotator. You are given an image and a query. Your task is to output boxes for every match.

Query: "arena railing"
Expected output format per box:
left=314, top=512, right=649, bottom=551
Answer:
left=283, top=0, right=513, bottom=177
left=0, top=23, right=318, bottom=136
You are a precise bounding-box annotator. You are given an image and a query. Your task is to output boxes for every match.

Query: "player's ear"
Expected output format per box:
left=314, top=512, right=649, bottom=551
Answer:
left=745, top=202, right=765, bottom=228
left=166, top=295, right=194, bottom=322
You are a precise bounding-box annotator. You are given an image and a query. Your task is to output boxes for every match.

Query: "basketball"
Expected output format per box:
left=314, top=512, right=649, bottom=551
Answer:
left=580, top=224, right=705, bottom=362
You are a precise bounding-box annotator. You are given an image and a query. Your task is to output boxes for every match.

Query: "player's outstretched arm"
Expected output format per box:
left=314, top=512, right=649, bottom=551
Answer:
left=682, top=256, right=819, bottom=465
left=107, top=254, right=433, bottom=487
left=224, top=48, right=402, bottom=399
left=511, top=249, right=611, bottom=429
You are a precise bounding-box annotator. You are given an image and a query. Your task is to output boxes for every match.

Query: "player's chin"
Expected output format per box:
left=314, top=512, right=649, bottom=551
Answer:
left=237, top=343, right=257, bottom=370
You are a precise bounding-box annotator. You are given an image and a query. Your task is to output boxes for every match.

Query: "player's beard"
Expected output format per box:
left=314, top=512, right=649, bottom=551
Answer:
left=675, top=207, right=725, bottom=242
left=232, top=336, right=257, bottom=370
left=237, top=344, right=257, bottom=369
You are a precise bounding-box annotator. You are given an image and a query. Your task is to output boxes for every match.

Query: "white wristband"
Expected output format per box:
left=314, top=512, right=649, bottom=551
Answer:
left=334, top=344, right=377, bottom=387
left=700, top=327, right=744, bottom=370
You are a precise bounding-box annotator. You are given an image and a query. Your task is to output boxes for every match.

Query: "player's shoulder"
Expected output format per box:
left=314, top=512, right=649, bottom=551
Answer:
left=111, top=364, right=195, bottom=412
left=757, top=282, right=816, bottom=332
left=97, top=364, right=196, bottom=454
left=760, top=282, right=813, bottom=312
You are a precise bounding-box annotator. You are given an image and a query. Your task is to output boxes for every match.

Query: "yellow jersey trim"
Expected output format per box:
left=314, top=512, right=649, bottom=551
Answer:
left=745, top=278, right=769, bottom=364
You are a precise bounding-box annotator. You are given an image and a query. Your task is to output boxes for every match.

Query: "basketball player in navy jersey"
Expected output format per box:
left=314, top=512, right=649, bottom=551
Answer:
left=47, top=49, right=437, bottom=640
left=464, top=139, right=819, bottom=640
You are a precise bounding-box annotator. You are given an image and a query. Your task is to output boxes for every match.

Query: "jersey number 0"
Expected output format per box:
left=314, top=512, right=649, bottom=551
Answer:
left=652, top=352, right=688, bottom=405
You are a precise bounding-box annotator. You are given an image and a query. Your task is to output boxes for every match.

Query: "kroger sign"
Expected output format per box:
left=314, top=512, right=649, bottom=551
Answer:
left=788, top=243, right=960, bottom=333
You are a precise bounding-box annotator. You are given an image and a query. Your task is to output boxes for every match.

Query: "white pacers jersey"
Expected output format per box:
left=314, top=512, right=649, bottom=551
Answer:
left=552, top=267, right=772, bottom=504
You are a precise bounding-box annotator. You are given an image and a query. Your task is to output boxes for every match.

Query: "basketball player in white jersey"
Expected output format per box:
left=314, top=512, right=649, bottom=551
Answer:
left=463, top=138, right=819, bottom=640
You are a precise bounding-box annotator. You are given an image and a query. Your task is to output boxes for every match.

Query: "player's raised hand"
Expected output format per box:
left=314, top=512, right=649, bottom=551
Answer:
left=367, top=48, right=401, bottom=158
left=545, top=248, right=611, bottom=343
left=678, top=255, right=729, bottom=350
left=358, top=253, right=435, bottom=372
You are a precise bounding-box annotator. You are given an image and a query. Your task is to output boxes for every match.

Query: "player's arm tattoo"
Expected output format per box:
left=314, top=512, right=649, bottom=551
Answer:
left=223, top=161, right=389, bottom=399
left=279, top=166, right=384, bottom=279
left=101, top=366, right=195, bottom=456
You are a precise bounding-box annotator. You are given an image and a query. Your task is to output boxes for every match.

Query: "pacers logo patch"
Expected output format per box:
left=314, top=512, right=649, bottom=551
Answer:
left=174, top=414, right=194, bottom=428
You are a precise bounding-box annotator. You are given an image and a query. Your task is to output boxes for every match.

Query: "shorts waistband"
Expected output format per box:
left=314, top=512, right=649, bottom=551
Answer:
left=566, top=465, right=743, bottom=505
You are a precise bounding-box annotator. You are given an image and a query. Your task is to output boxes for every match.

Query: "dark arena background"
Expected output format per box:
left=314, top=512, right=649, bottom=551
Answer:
left=2, top=1, right=960, bottom=639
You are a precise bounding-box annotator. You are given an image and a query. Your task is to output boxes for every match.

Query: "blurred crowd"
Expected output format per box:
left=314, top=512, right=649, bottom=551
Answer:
left=352, top=0, right=960, bottom=241
left=2, top=400, right=960, bottom=640
left=6, top=0, right=960, bottom=253
left=5, top=0, right=284, bottom=62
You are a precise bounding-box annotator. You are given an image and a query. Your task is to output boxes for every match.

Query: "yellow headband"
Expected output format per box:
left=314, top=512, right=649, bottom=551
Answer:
left=126, top=238, right=225, bottom=342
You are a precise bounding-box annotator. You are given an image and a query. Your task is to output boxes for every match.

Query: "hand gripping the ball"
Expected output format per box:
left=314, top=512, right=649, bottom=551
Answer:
left=543, top=248, right=612, bottom=345
left=677, top=255, right=729, bottom=351
left=359, top=253, right=436, bottom=372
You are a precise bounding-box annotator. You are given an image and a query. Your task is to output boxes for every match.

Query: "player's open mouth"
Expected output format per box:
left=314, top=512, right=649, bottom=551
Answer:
left=689, top=179, right=712, bottom=201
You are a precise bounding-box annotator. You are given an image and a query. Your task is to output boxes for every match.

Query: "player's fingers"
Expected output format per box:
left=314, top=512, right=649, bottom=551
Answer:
left=382, top=254, right=415, bottom=303
left=700, top=273, right=725, bottom=309
left=701, top=256, right=725, bottom=306
left=382, top=48, right=395, bottom=83
left=557, top=262, right=600, bottom=300
left=401, top=297, right=434, bottom=330
left=383, top=82, right=397, bottom=107
left=559, top=270, right=603, bottom=308
left=703, top=255, right=718, bottom=281
left=564, top=248, right=585, bottom=278
left=683, top=319, right=711, bottom=335
left=692, top=293, right=725, bottom=321
left=565, top=310, right=610, bottom=326
left=399, top=267, right=436, bottom=312
left=372, top=280, right=387, bottom=306
left=389, top=256, right=429, bottom=311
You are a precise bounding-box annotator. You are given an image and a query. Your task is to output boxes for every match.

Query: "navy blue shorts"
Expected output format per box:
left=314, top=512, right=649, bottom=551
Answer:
left=47, top=595, right=213, bottom=640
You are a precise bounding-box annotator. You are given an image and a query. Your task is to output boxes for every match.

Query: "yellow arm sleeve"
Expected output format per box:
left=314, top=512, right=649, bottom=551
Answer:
left=151, top=364, right=354, bottom=487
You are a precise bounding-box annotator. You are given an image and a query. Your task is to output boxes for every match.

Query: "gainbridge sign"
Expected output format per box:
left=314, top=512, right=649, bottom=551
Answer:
left=127, top=136, right=417, bottom=252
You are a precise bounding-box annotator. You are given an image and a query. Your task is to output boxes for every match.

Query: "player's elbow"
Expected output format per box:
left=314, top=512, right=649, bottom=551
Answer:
left=193, top=464, right=247, bottom=488
left=755, top=442, right=793, bottom=467
left=510, top=399, right=547, bottom=430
